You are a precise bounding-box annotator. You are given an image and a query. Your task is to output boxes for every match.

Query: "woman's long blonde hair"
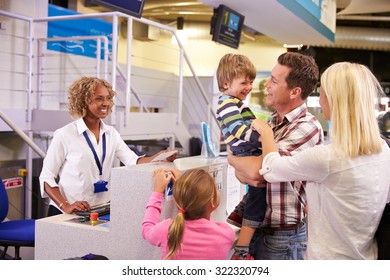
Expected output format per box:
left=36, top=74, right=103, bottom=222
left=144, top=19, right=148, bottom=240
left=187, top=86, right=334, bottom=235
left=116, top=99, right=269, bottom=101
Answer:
left=165, top=169, right=219, bottom=259
left=321, top=62, right=383, bottom=158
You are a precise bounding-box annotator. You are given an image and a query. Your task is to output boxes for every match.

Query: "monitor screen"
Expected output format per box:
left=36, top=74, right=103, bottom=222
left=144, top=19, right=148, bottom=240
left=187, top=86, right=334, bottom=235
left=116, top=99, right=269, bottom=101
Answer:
left=85, top=0, right=145, bottom=18
left=211, top=5, right=244, bottom=49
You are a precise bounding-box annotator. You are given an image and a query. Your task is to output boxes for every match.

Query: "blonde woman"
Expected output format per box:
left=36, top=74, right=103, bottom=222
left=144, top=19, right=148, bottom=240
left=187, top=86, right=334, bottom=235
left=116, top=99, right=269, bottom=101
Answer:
left=252, top=62, right=390, bottom=259
left=40, top=77, right=176, bottom=216
left=142, top=168, right=235, bottom=259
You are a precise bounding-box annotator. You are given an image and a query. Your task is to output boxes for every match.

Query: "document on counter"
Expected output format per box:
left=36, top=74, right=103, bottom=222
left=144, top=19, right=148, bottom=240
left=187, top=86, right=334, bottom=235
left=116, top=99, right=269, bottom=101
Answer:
left=151, top=150, right=178, bottom=162
left=226, top=164, right=241, bottom=215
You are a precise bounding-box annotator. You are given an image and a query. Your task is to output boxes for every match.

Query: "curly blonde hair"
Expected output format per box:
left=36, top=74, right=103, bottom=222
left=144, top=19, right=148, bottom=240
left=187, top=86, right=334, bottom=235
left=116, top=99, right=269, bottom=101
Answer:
left=67, top=77, right=116, bottom=118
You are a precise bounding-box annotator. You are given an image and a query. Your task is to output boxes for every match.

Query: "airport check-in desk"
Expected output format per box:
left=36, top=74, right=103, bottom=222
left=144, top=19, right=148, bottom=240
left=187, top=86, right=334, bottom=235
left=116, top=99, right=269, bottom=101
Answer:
left=35, top=156, right=244, bottom=259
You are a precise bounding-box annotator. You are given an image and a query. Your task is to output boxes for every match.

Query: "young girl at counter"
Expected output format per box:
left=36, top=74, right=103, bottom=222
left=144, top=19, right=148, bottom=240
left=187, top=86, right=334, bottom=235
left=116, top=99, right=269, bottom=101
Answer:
left=142, top=168, right=235, bottom=259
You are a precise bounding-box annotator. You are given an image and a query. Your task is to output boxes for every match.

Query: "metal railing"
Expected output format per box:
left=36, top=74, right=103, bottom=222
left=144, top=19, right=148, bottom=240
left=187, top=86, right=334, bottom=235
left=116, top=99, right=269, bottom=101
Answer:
left=0, top=8, right=221, bottom=218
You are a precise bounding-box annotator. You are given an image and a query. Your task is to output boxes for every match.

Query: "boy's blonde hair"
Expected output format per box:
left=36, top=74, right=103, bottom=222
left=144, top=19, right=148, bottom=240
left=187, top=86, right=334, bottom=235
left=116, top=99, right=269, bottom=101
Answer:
left=216, top=53, right=256, bottom=92
left=321, top=62, right=383, bottom=158
left=166, top=169, right=219, bottom=259
left=68, top=77, right=116, bottom=118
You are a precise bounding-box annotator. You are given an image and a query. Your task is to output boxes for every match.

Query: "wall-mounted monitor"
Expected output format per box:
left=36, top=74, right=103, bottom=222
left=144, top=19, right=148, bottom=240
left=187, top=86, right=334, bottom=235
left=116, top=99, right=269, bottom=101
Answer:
left=84, top=0, right=145, bottom=18
left=210, top=5, right=244, bottom=49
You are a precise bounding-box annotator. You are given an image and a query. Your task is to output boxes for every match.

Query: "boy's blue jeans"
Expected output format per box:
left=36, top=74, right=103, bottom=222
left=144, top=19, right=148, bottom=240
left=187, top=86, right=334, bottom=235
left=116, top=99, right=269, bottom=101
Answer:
left=233, top=148, right=265, bottom=228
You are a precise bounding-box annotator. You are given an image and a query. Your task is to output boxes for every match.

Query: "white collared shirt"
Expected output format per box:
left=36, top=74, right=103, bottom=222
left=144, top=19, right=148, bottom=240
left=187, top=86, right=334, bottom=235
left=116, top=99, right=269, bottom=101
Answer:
left=260, top=142, right=390, bottom=259
left=39, top=118, right=139, bottom=209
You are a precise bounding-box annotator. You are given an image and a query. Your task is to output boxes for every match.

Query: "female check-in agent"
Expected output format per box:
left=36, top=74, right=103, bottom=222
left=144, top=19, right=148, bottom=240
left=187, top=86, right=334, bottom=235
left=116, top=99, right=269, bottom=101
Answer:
left=39, top=77, right=176, bottom=216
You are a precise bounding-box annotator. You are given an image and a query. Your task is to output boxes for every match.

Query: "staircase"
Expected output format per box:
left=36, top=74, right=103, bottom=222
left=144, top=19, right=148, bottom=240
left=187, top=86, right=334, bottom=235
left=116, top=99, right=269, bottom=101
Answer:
left=0, top=9, right=221, bottom=157
left=0, top=7, right=223, bottom=221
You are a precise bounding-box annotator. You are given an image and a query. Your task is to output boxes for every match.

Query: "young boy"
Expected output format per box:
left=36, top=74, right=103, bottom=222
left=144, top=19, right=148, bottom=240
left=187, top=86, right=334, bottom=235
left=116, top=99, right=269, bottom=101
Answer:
left=216, top=53, right=266, bottom=260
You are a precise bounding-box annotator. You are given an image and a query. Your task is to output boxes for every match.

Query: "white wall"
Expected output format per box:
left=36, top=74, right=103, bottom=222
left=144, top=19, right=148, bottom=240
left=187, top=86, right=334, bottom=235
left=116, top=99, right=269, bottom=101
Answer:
left=0, top=1, right=285, bottom=160
left=1, top=0, right=285, bottom=112
left=0, top=0, right=46, bottom=109
left=117, top=28, right=284, bottom=77
left=3, top=0, right=47, bottom=17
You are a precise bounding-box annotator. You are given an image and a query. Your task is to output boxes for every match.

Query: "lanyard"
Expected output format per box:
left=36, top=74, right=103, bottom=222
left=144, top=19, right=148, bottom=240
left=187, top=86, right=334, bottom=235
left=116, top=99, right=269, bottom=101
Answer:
left=83, top=131, right=106, bottom=176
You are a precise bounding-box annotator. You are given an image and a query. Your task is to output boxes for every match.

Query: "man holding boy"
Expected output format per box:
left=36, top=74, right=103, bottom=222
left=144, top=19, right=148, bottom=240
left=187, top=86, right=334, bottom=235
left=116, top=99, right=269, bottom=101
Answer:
left=228, top=52, right=323, bottom=260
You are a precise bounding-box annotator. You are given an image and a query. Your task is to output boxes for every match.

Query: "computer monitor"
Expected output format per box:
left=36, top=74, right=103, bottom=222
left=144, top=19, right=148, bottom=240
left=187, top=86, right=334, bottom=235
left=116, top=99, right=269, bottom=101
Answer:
left=85, top=0, right=145, bottom=18
left=210, top=5, right=245, bottom=49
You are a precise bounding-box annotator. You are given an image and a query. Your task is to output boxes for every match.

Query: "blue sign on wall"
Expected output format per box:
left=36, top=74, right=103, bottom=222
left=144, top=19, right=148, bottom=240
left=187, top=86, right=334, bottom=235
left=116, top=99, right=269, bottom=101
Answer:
left=47, top=4, right=113, bottom=59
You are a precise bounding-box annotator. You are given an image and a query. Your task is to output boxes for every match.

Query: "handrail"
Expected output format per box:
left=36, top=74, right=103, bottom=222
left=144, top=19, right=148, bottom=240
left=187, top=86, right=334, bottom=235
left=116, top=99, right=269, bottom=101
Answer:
left=172, top=29, right=217, bottom=124
left=36, top=35, right=110, bottom=109
left=0, top=110, right=46, bottom=158
left=0, top=10, right=31, bottom=21
left=0, top=8, right=221, bottom=221
left=116, top=66, right=150, bottom=113
left=0, top=9, right=220, bottom=148
left=31, top=10, right=218, bottom=131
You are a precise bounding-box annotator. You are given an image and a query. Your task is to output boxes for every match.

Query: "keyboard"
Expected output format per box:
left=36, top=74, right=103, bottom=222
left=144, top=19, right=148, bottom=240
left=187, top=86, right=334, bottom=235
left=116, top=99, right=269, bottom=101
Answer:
left=74, top=202, right=110, bottom=217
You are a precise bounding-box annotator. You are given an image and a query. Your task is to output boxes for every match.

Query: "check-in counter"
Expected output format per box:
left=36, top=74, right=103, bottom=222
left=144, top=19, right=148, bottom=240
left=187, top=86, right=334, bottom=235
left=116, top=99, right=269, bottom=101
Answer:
left=35, top=156, right=243, bottom=259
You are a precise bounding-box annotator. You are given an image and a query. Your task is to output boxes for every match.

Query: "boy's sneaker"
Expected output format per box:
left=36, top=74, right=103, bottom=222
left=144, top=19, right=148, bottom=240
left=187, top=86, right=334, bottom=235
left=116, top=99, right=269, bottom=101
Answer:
left=226, top=196, right=246, bottom=228
left=227, top=211, right=243, bottom=228
left=230, top=251, right=254, bottom=260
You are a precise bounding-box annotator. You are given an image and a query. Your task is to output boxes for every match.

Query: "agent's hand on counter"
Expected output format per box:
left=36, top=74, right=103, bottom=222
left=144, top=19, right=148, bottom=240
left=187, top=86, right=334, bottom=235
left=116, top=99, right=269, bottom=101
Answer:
left=43, top=182, right=91, bottom=214
left=61, top=200, right=91, bottom=214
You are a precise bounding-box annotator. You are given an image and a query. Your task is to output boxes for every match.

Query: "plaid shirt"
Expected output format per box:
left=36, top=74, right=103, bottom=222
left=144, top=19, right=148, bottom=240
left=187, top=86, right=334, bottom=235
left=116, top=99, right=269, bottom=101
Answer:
left=263, top=103, right=323, bottom=226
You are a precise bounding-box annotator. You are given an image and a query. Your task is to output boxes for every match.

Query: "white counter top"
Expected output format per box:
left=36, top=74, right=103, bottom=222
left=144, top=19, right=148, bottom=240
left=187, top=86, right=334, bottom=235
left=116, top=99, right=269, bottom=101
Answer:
left=35, top=156, right=241, bottom=259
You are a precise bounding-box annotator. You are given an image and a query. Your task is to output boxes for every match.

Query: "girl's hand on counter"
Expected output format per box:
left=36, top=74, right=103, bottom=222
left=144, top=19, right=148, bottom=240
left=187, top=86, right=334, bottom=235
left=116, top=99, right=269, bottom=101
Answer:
left=152, top=168, right=173, bottom=193
left=165, top=167, right=181, bottom=183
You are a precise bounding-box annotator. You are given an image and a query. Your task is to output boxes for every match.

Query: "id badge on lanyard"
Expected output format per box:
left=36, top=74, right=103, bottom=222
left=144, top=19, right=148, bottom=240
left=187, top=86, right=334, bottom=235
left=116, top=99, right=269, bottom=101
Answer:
left=83, top=131, right=108, bottom=193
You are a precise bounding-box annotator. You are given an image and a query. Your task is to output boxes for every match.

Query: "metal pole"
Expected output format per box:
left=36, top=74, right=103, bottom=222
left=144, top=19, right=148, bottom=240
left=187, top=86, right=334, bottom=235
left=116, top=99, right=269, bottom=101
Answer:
left=126, top=18, right=133, bottom=127
left=110, top=15, right=118, bottom=126
left=177, top=47, right=184, bottom=125
left=96, top=38, right=101, bottom=77
left=0, top=110, right=46, bottom=159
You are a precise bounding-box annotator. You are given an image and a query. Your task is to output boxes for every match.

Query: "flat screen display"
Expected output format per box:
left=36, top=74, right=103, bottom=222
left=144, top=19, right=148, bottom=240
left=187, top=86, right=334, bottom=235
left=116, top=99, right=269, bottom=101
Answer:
left=211, top=5, right=244, bottom=49
left=86, top=0, right=145, bottom=18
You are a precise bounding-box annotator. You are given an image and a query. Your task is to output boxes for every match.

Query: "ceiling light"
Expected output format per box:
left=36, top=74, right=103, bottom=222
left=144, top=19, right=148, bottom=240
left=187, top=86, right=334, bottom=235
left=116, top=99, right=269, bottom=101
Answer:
left=171, top=17, right=188, bottom=45
left=283, top=44, right=304, bottom=50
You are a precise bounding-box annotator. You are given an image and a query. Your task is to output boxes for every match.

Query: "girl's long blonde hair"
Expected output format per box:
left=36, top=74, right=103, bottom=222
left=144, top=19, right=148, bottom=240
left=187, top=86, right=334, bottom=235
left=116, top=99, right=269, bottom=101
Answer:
left=165, top=169, right=219, bottom=259
left=321, top=62, right=383, bottom=158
